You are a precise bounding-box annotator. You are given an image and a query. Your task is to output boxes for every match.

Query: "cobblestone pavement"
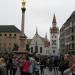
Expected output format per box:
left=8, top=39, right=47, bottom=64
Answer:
left=16, top=67, right=61, bottom=75
left=43, top=67, right=61, bottom=75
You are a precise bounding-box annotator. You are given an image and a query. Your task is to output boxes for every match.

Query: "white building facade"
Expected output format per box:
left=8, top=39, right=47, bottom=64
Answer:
left=29, top=30, right=50, bottom=56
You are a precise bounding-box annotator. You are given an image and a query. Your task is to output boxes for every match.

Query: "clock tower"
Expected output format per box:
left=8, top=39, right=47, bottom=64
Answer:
left=50, top=14, right=59, bottom=56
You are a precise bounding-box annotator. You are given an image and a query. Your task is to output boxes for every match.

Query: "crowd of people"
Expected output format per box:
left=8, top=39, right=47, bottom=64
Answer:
left=0, top=53, right=47, bottom=75
left=0, top=53, right=75, bottom=75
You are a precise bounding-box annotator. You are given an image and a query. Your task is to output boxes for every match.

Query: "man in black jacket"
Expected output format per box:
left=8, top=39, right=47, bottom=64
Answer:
left=59, top=54, right=70, bottom=75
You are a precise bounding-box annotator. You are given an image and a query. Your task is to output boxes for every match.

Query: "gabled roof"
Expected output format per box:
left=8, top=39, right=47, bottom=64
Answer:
left=0, top=25, right=20, bottom=32
left=34, top=32, right=50, bottom=47
left=28, top=34, right=50, bottom=48
left=40, top=37, right=50, bottom=47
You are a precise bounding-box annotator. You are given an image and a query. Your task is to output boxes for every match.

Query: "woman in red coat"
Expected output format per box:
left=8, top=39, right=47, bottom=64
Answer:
left=22, top=56, right=30, bottom=75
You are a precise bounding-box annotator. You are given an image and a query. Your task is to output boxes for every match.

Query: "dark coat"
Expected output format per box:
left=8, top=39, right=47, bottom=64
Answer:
left=59, top=61, right=69, bottom=72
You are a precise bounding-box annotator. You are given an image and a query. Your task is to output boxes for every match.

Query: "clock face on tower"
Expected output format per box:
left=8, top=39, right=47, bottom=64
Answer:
left=52, top=40, right=56, bottom=45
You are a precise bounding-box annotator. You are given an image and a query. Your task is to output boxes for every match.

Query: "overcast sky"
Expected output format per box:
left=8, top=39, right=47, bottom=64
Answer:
left=0, top=0, right=75, bottom=39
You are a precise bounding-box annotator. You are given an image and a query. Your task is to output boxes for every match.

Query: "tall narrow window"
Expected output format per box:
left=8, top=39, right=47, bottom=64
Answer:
left=72, top=35, right=74, bottom=40
left=55, top=36, right=56, bottom=38
left=35, top=46, right=38, bottom=53
left=72, top=28, right=74, bottom=32
left=5, top=34, right=7, bottom=36
left=52, top=36, right=53, bottom=38
left=31, top=47, right=33, bottom=53
left=9, top=34, right=11, bottom=36
left=72, top=43, right=74, bottom=49
left=40, top=47, right=42, bottom=53
left=14, top=34, right=16, bottom=37
left=0, top=34, right=2, bottom=36
left=53, top=50, right=55, bottom=53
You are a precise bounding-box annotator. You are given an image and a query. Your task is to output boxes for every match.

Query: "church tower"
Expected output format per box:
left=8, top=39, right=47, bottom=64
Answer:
left=50, top=14, right=59, bottom=56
